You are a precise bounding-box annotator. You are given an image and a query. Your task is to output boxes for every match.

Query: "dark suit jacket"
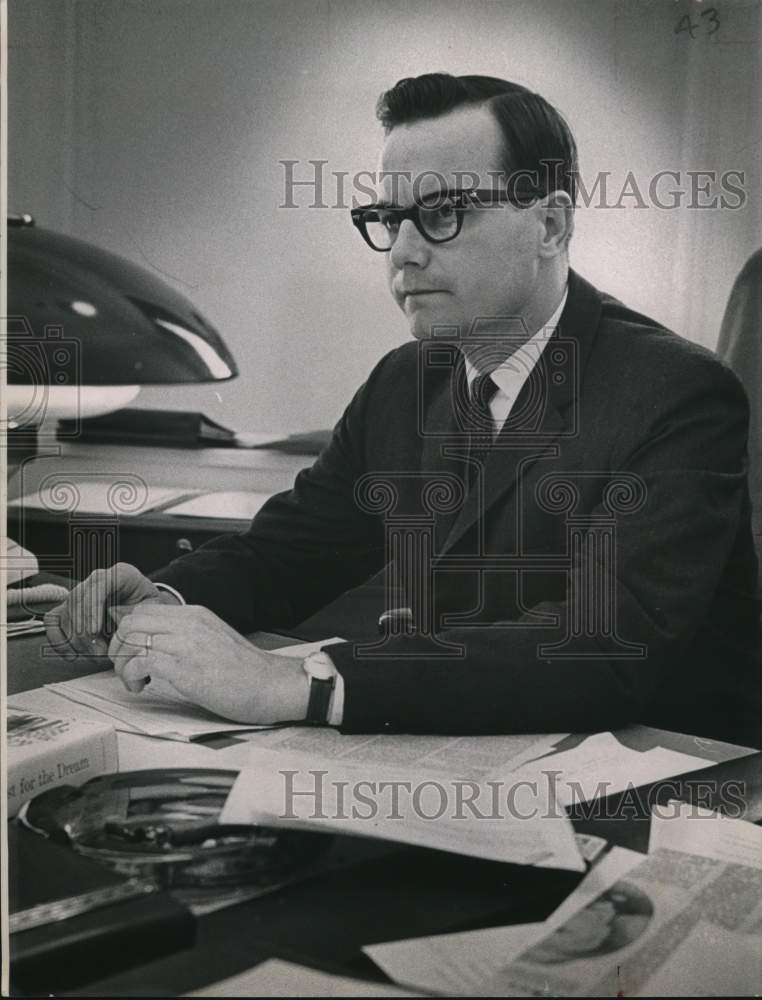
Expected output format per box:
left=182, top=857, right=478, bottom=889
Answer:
left=154, top=271, right=761, bottom=745
left=717, top=248, right=762, bottom=550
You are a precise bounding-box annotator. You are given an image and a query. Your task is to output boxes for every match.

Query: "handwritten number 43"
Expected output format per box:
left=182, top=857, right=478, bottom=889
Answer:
left=675, top=8, right=721, bottom=38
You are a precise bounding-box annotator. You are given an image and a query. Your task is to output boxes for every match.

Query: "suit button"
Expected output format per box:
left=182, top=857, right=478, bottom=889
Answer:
left=176, top=537, right=193, bottom=553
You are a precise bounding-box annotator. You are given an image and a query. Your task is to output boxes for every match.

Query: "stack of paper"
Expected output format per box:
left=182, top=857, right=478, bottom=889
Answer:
left=45, top=671, right=275, bottom=741
left=219, top=721, right=741, bottom=875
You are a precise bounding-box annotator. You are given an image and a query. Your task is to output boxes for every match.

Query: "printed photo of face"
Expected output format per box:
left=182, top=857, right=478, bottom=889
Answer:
left=521, top=882, right=654, bottom=965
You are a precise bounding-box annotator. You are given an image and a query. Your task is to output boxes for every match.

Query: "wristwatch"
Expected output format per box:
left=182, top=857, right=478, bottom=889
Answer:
left=303, top=651, right=336, bottom=726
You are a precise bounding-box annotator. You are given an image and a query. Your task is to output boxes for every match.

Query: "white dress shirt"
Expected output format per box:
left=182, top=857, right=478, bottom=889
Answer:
left=463, top=288, right=568, bottom=434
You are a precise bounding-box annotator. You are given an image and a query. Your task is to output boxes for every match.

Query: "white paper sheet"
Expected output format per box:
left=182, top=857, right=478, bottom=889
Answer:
left=8, top=481, right=191, bottom=516
left=233, top=430, right=290, bottom=448
left=9, top=686, right=143, bottom=734
left=514, top=731, right=714, bottom=805
left=649, top=799, right=762, bottom=869
left=184, top=958, right=424, bottom=997
left=46, top=672, right=274, bottom=740
left=269, top=637, right=346, bottom=657
left=163, top=490, right=274, bottom=519
left=116, top=731, right=225, bottom=770
left=365, top=846, right=643, bottom=995
left=221, top=746, right=585, bottom=872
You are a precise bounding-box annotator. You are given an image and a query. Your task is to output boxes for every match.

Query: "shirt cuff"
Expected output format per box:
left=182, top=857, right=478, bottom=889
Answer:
left=154, top=582, right=186, bottom=605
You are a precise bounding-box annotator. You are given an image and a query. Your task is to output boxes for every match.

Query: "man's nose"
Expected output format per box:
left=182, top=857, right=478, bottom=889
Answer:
left=389, top=218, right=431, bottom=269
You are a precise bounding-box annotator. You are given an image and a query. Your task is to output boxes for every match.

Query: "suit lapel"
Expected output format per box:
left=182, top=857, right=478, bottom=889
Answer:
left=437, top=270, right=604, bottom=554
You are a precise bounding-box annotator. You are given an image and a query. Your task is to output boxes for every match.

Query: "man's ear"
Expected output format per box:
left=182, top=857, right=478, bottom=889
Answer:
left=536, top=191, right=574, bottom=256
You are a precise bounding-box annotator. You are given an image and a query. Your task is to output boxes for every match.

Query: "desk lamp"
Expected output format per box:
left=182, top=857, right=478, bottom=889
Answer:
left=4, top=214, right=239, bottom=582
left=5, top=214, right=238, bottom=437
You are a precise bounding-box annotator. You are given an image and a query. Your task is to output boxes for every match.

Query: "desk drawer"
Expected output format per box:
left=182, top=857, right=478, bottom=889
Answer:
left=7, top=508, right=248, bottom=579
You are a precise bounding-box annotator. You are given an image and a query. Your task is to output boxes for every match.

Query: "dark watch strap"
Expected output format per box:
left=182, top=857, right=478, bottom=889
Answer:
left=305, top=675, right=335, bottom=725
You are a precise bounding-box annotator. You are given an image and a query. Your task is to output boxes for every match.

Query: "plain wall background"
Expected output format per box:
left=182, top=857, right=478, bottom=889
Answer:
left=9, top=0, right=762, bottom=432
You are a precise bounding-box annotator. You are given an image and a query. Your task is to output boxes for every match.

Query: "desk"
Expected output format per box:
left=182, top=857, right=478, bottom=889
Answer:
left=8, top=441, right=309, bottom=577
left=7, top=630, right=762, bottom=996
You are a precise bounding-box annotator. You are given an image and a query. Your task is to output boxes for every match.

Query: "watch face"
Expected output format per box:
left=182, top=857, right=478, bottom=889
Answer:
left=305, top=652, right=336, bottom=681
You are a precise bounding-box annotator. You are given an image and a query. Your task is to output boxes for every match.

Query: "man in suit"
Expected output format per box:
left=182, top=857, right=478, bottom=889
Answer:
left=47, top=74, right=760, bottom=744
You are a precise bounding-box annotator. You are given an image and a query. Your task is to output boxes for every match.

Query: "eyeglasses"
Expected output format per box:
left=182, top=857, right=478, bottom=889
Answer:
left=350, top=188, right=521, bottom=252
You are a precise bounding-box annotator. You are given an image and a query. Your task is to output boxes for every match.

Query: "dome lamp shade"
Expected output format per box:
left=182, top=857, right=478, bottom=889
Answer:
left=6, top=215, right=238, bottom=404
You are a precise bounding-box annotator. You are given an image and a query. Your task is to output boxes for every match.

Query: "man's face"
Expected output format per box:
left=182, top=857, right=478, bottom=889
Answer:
left=378, top=105, right=546, bottom=341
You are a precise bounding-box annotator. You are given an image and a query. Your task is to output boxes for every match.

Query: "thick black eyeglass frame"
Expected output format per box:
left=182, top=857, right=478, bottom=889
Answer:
left=350, top=187, right=536, bottom=252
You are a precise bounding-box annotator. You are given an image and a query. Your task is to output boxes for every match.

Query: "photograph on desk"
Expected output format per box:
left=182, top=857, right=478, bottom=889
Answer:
left=3, top=0, right=762, bottom=997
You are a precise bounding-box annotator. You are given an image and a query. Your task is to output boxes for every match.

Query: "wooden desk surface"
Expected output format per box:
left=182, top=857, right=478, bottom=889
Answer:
left=8, top=441, right=311, bottom=579
left=9, top=440, right=311, bottom=500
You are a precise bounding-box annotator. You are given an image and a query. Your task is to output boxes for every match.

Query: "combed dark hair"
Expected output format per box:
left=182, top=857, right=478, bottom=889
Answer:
left=376, top=73, right=577, bottom=206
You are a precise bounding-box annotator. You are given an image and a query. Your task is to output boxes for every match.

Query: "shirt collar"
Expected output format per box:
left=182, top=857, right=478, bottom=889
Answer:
left=464, top=287, right=569, bottom=392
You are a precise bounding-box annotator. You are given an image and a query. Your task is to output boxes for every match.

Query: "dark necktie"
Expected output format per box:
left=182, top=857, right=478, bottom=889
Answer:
left=466, top=373, right=498, bottom=490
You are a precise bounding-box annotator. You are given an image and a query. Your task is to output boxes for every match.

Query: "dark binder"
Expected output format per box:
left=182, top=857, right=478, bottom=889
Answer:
left=58, top=407, right=237, bottom=448
left=248, top=428, right=333, bottom=455
left=8, top=823, right=196, bottom=994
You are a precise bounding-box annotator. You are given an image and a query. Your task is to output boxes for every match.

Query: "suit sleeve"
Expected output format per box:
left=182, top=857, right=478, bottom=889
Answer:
left=328, top=358, right=756, bottom=734
left=150, top=375, right=385, bottom=635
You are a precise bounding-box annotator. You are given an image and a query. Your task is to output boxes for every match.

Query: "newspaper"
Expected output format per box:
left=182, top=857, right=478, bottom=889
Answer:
left=649, top=798, right=762, bottom=869
left=238, top=723, right=567, bottom=778
left=221, top=745, right=585, bottom=871
left=490, top=838, right=762, bottom=996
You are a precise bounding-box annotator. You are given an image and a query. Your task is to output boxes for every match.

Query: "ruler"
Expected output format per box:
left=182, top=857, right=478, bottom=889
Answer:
left=9, top=878, right=158, bottom=934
